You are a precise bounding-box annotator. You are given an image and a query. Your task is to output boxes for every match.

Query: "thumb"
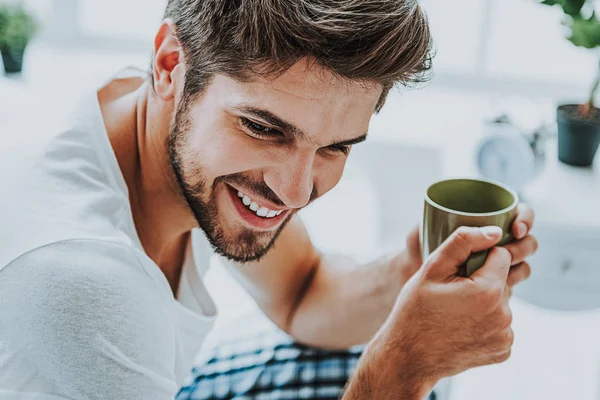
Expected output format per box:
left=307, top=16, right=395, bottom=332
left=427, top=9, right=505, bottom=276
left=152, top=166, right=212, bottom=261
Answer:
left=424, top=226, right=503, bottom=280
left=469, top=246, right=512, bottom=285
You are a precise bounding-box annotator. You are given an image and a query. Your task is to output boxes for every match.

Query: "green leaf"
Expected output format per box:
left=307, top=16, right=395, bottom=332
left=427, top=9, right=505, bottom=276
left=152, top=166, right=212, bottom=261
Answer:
left=567, top=13, right=600, bottom=48
left=0, top=5, right=37, bottom=49
left=563, top=0, right=585, bottom=16
left=540, top=0, right=585, bottom=16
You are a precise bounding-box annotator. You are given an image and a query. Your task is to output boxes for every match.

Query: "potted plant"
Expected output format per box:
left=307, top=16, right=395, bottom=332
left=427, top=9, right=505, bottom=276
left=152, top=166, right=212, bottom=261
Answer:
left=0, top=4, right=37, bottom=74
left=540, top=0, right=600, bottom=166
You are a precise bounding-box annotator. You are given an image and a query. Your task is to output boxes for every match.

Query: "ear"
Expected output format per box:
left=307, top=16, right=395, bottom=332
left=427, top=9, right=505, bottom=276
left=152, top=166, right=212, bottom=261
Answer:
left=153, top=19, right=185, bottom=101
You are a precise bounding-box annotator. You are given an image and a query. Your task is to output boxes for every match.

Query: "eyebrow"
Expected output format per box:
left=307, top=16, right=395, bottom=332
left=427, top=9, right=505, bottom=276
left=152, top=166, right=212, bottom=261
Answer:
left=330, top=134, right=367, bottom=147
left=231, top=105, right=368, bottom=148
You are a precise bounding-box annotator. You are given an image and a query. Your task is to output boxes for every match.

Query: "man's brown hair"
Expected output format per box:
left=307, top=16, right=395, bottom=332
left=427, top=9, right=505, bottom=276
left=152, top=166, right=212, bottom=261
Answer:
left=160, top=0, right=433, bottom=111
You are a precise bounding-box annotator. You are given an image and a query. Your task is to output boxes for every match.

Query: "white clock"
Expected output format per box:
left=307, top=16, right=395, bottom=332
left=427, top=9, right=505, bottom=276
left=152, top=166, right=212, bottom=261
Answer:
left=476, top=117, right=548, bottom=194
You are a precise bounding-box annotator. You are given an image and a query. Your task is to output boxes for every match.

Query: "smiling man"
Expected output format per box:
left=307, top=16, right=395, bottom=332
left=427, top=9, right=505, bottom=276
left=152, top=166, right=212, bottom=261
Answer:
left=0, top=0, right=538, bottom=399
left=165, top=64, right=373, bottom=266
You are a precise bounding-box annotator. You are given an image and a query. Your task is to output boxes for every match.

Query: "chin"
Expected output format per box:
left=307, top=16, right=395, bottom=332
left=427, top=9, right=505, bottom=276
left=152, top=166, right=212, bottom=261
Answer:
left=195, top=190, right=293, bottom=263
left=202, top=221, right=287, bottom=264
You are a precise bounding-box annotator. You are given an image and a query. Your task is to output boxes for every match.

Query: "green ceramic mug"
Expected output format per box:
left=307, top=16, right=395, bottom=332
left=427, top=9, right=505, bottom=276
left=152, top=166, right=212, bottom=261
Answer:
left=421, top=178, right=519, bottom=277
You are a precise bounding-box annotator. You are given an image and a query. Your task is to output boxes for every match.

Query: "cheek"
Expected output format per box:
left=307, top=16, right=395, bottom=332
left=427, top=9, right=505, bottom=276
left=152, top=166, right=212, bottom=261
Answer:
left=314, top=156, right=347, bottom=197
left=184, top=120, right=267, bottom=179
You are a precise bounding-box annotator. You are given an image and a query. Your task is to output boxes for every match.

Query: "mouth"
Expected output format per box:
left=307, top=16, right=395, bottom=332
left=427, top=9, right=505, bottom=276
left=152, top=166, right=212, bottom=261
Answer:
left=226, top=184, right=289, bottom=231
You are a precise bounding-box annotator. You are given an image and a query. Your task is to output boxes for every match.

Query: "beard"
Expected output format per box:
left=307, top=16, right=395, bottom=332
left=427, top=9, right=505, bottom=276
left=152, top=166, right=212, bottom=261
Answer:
left=166, top=96, right=295, bottom=263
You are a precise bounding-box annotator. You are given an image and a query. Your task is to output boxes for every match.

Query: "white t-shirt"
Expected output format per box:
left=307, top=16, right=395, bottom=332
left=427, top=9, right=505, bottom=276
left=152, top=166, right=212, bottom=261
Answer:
left=0, top=87, right=217, bottom=399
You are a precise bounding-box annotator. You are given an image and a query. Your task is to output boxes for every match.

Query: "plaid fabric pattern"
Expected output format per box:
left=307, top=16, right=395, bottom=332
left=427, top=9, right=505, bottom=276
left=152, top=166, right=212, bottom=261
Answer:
left=177, top=327, right=437, bottom=400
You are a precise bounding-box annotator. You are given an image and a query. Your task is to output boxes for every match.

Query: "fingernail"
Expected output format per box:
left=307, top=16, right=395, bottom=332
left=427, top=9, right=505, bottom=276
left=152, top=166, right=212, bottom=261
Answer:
left=480, top=226, right=502, bottom=238
left=518, top=223, right=527, bottom=238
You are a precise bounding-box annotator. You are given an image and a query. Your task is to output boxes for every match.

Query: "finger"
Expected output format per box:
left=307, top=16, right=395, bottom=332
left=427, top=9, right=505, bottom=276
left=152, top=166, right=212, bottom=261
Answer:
left=406, top=224, right=422, bottom=265
left=490, top=349, right=512, bottom=365
left=512, top=204, right=535, bottom=240
left=507, top=262, right=531, bottom=287
left=491, top=327, right=514, bottom=359
left=470, top=246, right=512, bottom=285
left=503, top=235, right=539, bottom=266
left=503, top=282, right=512, bottom=300
left=427, top=226, right=503, bottom=279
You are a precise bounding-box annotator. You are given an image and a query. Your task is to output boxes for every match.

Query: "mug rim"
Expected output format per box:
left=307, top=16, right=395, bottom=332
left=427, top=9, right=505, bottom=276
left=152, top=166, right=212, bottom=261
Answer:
left=425, top=177, right=519, bottom=217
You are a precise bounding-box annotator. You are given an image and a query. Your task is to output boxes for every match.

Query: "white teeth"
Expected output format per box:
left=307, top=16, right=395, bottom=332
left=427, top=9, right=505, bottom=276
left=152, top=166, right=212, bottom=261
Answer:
left=237, top=189, right=285, bottom=218
left=266, top=210, right=277, bottom=218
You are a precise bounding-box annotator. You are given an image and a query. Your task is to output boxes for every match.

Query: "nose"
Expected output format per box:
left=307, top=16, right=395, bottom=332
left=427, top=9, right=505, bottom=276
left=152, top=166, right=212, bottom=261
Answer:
left=264, top=151, right=315, bottom=209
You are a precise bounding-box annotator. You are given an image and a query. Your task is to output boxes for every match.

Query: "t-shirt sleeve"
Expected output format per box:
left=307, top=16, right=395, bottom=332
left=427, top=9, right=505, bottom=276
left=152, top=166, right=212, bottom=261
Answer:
left=0, top=239, right=179, bottom=400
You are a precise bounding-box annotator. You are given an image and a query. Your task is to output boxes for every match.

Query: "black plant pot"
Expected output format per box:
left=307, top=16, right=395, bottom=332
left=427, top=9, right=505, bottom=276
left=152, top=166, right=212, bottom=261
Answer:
left=557, top=104, right=600, bottom=167
left=1, top=45, right=26, bottom=74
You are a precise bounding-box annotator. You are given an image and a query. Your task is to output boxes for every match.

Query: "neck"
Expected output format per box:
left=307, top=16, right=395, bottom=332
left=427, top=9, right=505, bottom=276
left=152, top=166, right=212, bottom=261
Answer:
left=99, top=78, right=197, bottom=294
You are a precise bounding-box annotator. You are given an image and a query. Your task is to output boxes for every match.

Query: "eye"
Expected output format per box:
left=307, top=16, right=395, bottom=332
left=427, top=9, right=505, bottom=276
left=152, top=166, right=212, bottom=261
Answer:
left=323, top=144, right=351, bottom=156
left=241, top=118, right=283, bottom=138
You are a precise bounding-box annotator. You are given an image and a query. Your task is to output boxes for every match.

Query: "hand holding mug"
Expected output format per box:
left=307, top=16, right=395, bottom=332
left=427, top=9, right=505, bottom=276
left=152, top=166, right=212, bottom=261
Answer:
left=422, top=178, right=536, bottom=277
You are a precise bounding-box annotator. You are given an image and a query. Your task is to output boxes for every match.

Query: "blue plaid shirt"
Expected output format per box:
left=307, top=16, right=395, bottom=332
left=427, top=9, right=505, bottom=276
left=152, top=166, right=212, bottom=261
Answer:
left=177, top=328, right=436, bottom=400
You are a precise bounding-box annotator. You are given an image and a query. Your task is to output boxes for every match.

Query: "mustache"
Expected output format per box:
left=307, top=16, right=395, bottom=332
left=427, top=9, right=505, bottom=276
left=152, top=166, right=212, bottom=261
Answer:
left=214, top=173, right=318, bottom=208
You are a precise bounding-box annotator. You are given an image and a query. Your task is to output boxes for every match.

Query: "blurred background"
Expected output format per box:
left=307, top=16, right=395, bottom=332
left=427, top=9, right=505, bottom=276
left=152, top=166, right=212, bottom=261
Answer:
left=1, top=0, right=600, bottom=399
